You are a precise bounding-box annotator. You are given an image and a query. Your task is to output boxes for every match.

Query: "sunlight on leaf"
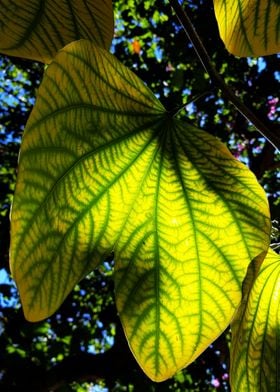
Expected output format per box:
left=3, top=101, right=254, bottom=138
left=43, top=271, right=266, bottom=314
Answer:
left=214, top=0, right=280, bottom=56
left=0, top=0, right=113, bottom=63
left=10, top=40, right=271, bottom=381
left=230, top=249, right=280, bottom=391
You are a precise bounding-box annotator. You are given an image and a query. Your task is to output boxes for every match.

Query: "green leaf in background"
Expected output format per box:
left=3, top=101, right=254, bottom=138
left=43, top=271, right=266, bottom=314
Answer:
left=230, top=249, right=280, bottom=391
left=0, top=0, right=113, bottom=63
left=213, top=0, right=280, bottom=57
left=10, top=40, right=271, bottom=381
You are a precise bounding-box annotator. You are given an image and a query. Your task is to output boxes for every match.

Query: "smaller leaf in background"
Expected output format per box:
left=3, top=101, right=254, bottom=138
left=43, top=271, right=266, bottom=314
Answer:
left=0, top=0, right=114, bottom=63
left=213, top=0, right=280, bottom=56
left=230, top=249, right=280, bottom=391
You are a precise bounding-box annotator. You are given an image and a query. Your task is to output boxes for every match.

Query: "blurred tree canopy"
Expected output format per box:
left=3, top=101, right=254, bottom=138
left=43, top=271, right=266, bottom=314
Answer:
left=0, top=0, right=279, bottom=391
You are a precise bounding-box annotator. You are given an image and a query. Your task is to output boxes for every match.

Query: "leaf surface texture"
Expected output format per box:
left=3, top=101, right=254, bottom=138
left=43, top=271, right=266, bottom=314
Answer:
left=0, top=0, right=113, bottom=62
left=231, top=249, right=280, bottom=391
left=10, top=40, right=271, bottom=381
left=214, top=0, right=280, bottom=56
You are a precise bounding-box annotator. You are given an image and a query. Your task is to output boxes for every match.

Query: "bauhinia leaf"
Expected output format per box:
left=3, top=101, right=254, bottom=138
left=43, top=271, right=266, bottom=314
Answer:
left=10, top=40, right=271, bottom=381
left=0, top=0, right=113, bottom=63
left=230, top=249, right=280, bottom=391
left=213, top=0, right=280, bottom=57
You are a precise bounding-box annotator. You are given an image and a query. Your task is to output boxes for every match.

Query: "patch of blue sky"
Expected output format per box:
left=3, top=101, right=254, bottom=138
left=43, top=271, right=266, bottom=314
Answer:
left=247, top=57, right=267, bottom=72
left=0, top=85, right=35, bottom=109
left=90, top=385, right=108, bottom=392
left=103, top=261, right=113, bottom=271
left=276, top=55, right=280, bottom=80
left=87, top=334, right=114, bottom=355
left=153, top=42, right=163, bottom=62
left=0, top=61, right=35, bottom=110
left=0, top=268, right=9, bottom=284
left=0, top=268, right=20, bottom=308
left=184, top=101, right=196, bottom=116
left=86, top=322, right=115, bottom=355
left=0, top=91, right=29, bottom=111
left=183, top=87, right=191, bottom=96
left=79, top=288, right=86, bottom=296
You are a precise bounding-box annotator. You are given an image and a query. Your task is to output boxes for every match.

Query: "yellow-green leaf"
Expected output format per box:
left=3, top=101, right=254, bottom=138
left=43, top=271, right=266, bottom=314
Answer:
left=0, top=0, right=113, bottom=63
left=213, top=0, right=280, bottom=57
left=230, top=249, right=280, bottom=391
left=10, top=40, right=271, bottom=381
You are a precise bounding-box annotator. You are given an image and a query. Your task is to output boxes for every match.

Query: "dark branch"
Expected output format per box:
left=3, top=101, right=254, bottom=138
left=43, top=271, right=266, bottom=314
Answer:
left=169, top=0, right=280, bottom=150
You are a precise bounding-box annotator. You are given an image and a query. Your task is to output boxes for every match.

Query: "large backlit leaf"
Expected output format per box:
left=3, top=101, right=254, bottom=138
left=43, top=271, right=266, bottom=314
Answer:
left=0, top=0, right=113, bottom=63
left=10, top=40, right=271, bottom=381
left=213, top=0, right=280, bottom=56
left=230, top=249, right=280, bottom=391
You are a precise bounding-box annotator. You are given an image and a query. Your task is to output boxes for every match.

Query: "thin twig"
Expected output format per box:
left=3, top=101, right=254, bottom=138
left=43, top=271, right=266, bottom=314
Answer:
left=170, top=90, right=213, bottom=117
left=169, top=0, right=279, bottom=150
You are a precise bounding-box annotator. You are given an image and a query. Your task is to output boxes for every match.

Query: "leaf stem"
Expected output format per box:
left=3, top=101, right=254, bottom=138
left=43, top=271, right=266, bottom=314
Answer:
left=169, top=90, right=213, bottom=117
left=169, top=0, right=279, bottom=150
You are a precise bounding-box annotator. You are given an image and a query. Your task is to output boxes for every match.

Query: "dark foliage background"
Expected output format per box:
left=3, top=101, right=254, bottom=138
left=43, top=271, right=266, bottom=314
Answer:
left=0, top=0, right=279, bottom=390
